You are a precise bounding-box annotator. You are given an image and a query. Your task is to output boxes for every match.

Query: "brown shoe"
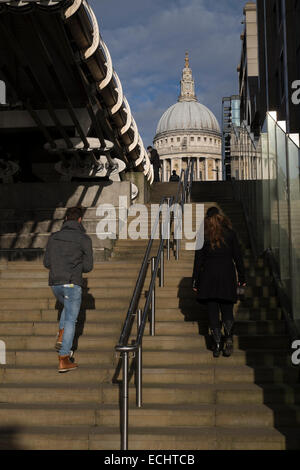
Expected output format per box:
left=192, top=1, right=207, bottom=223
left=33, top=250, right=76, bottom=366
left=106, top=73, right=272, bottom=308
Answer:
left=58, top=355, right=78, bottom=373
left=55, top=329, right=64, bottom=352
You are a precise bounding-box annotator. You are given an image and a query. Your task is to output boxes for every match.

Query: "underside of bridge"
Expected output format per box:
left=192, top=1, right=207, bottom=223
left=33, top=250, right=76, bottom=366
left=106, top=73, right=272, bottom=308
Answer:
left=0, top=0, right=153, bottom=186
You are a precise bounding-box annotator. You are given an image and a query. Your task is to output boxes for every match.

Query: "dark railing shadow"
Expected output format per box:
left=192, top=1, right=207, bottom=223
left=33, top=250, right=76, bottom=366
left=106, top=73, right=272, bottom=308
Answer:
left=177, top=277, right=211, bottom=350
left=0, top=427, right=22, bottom=450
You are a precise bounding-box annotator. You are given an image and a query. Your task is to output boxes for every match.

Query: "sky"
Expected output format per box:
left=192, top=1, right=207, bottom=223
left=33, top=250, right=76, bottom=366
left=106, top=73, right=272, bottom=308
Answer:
left=89, top=0, right=246, bottom=146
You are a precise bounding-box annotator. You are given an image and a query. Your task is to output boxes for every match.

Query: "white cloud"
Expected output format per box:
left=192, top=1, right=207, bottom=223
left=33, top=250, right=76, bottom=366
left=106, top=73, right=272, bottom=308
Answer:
left=89, top=0, right=243, bottom=143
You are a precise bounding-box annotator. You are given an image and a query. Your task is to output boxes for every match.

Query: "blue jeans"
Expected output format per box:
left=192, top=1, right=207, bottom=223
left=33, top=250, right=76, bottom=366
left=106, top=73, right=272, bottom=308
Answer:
left=51, top=285, right=82, bottom=357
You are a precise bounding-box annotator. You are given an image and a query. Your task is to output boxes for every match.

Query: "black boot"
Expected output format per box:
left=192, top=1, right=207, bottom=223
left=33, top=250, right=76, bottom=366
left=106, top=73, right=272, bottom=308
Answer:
left=211, top=328, right=222, bottom=358
left=223, top=320, right=234, bottom=357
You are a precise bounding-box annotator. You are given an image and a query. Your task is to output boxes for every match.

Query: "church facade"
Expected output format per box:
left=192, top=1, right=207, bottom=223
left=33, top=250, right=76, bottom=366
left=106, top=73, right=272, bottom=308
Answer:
left=154, top=54, right=222, bottom=182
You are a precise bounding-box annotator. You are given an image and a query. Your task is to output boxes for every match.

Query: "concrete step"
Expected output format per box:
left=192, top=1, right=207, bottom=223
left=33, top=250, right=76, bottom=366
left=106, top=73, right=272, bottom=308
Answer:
left=0, top=296, right=280, bottom=311
left=0, top=233, right=115, bottom=250
left=140, top=348, right=293, bottom=367
left=0, top=403, right=299, bottom=430
left=1, top=364, right=298, bottom=386
left=0, top=320, right=287, bottom=336
left=0, top=297, right=133, bottom=310
left=0, top=306, right=283, bottom=325
left=0, top=423, right=296, bottom=450
left=0, top=248, right=108, bottom=263
left=1, top=264, right=271, bottom=279
left=0, top=335, right=118, bottom=351
left=0, top=331, right=290, bottom=350
left=1, top=382, right=299, bottom=407
left=155, top=307, right=283, bottom=322
left=0, top=285, right=277, bottom=300
left=4, top=348, right=293, bottom=368
left=5, top=349, right=115, bottom=366
left=140, top=335, right=290, bottom=351
left=0, top=275, right=273, bottom=289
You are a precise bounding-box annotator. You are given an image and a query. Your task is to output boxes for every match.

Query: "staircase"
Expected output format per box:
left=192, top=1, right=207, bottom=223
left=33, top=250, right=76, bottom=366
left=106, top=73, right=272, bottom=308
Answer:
left=0, top=182, right=299, bottom=450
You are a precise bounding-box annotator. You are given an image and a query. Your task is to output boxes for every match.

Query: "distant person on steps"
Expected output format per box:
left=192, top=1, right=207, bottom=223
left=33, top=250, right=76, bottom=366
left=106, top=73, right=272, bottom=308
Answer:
left=192, top=207, right=246, bottom=358
left=169, top=170, right=180, bottom=182
left=43, top=207, right=93, bottom=373
left=147, top=146, right=161, bottom=182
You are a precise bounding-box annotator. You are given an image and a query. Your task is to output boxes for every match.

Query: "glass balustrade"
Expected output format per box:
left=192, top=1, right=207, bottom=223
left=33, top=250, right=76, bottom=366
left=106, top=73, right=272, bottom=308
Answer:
left=231, top=112, right=300, bottom=324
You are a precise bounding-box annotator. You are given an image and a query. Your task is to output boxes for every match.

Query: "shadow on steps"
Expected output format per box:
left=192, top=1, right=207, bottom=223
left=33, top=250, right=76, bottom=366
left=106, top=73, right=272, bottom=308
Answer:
left=0, top=427, right=23, bottom=450
left=177, top=277, right=300, bottom=450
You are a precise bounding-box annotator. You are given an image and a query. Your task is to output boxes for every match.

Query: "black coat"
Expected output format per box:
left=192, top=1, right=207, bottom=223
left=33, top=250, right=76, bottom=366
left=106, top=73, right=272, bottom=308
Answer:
left=43, top=220, right=93, bottom=287
left=192, top=228, right=246, bottom=303
left=150, top=149, right=161, bottom=168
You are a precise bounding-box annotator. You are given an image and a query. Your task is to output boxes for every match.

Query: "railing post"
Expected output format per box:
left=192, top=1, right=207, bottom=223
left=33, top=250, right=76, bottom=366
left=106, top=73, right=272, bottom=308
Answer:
left=159, top=246, right=164, bottom=288
left=136, top=309, right=142, bottom=408
left=176, top=234, right=180, bottom=261
left=166, top=198, right=171, bottom=260
left=121, top=351, right=129, bottom=451
left=150, top=257, right=156, bottom=336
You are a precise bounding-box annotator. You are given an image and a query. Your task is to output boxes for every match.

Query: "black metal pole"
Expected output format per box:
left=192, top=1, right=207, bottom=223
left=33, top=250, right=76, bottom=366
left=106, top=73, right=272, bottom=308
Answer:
left=121, top=351, right=129, bottom=451
left=150, top=257, right=156, bottom=337
left=160, top=247, right=165, bottom=288
left=136, top=309, right=143, bottom=408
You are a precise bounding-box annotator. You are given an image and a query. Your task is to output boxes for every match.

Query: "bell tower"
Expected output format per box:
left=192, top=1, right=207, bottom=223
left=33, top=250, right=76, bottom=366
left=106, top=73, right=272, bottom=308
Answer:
left=178, top=52, right=197, bottom=102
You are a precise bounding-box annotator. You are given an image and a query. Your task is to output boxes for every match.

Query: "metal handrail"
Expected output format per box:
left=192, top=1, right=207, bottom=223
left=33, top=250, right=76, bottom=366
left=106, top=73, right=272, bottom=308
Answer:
left=115, top=196, right=174, bottom=450
left=114, top=158, right=196, bottom=451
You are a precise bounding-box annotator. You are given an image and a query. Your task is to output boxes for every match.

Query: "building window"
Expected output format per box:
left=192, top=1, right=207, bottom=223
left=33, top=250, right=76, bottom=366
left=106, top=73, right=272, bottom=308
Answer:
left=177, top=137, right=180, bottom=142
left=198, top=137, right=201, bottom=142
left=204, top=137, right=207, bottom=142
left=210, top=138, right=212, bottom=143
left=171, top=138, right=174, bottom=143
left=190, top=137, right=194, bottom=142
left=0, top=80, right=6, bottom=105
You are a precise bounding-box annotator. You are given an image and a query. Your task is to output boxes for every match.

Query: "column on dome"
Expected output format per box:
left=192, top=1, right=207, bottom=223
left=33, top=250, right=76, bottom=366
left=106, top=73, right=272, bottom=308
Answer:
left=166, top=159, right=171, bottom=182
left=170, top=158, right=174, bottom=175
left=179, top=157, right=182, bottom=178
left=205, top=158, right=208, bottom=181
left=162, top=159, right=166, bottom=182
left=213, top=159, right=217, bottom=181
left=196, top=158, right=200, bottom=181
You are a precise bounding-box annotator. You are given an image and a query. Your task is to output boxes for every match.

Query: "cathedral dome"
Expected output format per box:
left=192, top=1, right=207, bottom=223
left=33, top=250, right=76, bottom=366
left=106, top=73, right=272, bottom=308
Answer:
left=156, top=100, right=220, bottom=136
left=153, top=53, right=222, bottom=183
left=154, top=52, right=220, bottom=139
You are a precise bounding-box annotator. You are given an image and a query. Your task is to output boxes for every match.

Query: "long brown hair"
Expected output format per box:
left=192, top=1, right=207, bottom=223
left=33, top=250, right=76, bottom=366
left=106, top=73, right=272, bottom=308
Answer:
left=204, top=207, right=232, bottom=250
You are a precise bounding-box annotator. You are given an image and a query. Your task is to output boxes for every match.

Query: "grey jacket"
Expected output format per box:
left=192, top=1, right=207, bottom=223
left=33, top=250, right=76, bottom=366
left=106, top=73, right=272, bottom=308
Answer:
left=43, top=220, right=93, bottom=287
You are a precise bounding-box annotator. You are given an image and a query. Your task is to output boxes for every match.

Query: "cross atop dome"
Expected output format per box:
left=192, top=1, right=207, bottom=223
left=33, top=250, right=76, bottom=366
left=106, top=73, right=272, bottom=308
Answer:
left=178, top=52, right=197, bottom=102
